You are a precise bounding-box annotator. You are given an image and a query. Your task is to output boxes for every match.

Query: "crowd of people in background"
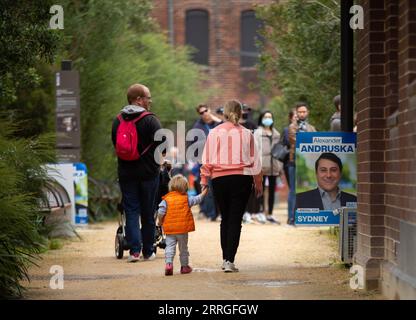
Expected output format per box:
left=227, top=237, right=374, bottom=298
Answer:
left=113, top=83, right=350, bottom=273
left=158, top=94, right=347, bottom=227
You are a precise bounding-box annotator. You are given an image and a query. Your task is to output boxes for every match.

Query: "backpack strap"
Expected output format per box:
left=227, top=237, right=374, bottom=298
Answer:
left=117, top=111, right=154, bottom=123
left=132, top=111, right=154, bottom=124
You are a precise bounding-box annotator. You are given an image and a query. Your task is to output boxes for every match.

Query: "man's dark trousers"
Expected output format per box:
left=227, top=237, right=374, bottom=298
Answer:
left=119, top=176, right=159, bottom=256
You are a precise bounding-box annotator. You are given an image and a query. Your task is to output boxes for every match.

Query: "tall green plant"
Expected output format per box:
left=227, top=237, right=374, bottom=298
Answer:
left=0, top=0, right=60, bottom=107
left=257, top=0, right=341, bottom=130
left=60, top=0, right=206, bottom=181
left=0, top=117, right=56, bottom=299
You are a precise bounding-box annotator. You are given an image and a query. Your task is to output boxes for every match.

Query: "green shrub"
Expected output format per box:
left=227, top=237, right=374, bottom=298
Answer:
left=0, top=117, right=56, bottom=299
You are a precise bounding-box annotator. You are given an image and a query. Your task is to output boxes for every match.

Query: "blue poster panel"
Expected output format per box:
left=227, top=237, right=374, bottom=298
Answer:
left=295, top=132, right=357, bottom=226
left=73, top=162, right=88, bottom=225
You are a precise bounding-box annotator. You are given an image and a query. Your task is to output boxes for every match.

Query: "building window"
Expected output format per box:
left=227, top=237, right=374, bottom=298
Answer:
left=240, top=10, right=263, bottom=67
left=186, top=9, right=209, bottom=65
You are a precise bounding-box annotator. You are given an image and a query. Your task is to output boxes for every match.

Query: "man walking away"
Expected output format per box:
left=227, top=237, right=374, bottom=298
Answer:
left=112, top=83, right=162, bottom=262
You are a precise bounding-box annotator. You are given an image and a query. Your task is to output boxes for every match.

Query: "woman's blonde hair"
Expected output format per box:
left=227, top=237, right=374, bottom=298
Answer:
left=223, top=99, right=242, bottom=125
left=168, top=174, right=189, bottom=194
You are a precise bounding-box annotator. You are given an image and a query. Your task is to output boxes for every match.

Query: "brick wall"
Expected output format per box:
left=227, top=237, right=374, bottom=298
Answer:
left=355, top=0, right=387, bottom=290
left=151, top=0, right=273, bottom=109
left=356, top=0, right=416, bottom=293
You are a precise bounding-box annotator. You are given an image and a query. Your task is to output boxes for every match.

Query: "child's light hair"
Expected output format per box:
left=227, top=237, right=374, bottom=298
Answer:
left=168, top=174, right=189, bottom=194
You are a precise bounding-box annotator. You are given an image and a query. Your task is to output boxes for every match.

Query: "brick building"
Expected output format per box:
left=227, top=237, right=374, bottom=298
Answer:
left=151, top=0, right=416, bottom=299
left=355, top=0, right=416, bottom=299
left=151, top=0, right=273, bottom=109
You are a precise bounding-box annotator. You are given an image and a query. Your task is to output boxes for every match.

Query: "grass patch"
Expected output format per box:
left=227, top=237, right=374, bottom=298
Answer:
left=48, top=238, right=64, bottom=250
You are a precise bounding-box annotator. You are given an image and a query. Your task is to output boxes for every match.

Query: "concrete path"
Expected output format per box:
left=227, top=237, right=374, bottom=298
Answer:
left=23, top=203, right=383, bottom=300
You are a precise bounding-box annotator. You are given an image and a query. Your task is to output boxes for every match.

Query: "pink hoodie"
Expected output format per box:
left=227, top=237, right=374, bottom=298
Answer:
left=200, top=121, right=262, bottom=186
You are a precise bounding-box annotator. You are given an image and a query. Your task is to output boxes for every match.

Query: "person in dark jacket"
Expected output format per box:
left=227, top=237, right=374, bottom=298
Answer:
left=190, top=104, right=222, bottom=221
left=111, top=83, right=162, bottom=262
left=295, top=152, right=357, bottom=212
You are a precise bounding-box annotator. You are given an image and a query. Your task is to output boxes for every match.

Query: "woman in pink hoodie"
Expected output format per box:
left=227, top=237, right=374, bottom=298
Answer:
left=200, top=99, right=263, bottom=273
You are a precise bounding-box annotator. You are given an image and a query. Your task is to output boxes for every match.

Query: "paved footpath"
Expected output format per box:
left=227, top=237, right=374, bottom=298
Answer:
left=23, top=203, right=383, bottom=300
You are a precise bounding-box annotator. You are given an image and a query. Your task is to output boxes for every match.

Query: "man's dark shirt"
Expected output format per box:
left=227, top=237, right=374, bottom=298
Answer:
left=241, top=119, right=257, bottom=132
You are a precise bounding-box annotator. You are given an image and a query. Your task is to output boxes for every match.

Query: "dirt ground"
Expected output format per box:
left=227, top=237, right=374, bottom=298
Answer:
left=23, top=203, right=383, bottom=300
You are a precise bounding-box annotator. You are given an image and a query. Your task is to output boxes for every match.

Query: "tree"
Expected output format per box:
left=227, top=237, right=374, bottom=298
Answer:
left=256, top=0, right=341, bottom=131
left=0, top=0, right=60, bottom=107
left=0, top=1, right=61, bottom=298
left=60, top=0, right=207, bottom=180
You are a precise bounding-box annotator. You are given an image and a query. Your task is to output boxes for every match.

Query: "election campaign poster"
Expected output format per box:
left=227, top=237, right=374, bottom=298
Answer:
left=295, top=132, right=357, bottom=226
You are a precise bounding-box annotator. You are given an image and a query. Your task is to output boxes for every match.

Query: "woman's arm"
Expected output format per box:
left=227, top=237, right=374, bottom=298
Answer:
left=200, top=131, right=214, bottom=186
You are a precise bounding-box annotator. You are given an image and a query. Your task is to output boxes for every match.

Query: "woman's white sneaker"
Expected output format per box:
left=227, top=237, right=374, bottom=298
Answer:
left=223, top=261, right=239, bottom=273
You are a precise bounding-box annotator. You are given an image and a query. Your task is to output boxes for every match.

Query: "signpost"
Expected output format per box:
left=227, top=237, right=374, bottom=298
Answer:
left=56, top=60, right=81, bottom=162
left=53, top=60, right=88, bottom=227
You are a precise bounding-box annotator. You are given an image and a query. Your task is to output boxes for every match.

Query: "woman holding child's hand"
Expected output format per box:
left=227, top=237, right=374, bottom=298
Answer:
left=200, top=99, right=263, bottom=273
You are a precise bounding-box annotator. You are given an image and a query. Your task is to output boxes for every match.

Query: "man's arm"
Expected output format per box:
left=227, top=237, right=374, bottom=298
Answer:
left=148, top=115, right=163, bottom=145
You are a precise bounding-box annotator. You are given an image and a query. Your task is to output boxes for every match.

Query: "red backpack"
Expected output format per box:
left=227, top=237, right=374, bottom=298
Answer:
left=115, top=112, right=153, bottom=161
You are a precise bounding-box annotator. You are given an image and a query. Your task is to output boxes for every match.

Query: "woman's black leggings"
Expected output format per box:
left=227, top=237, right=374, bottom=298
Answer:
left=212, top=175, right=253, bottom=263
left=262, top=175, right=277, bottom=215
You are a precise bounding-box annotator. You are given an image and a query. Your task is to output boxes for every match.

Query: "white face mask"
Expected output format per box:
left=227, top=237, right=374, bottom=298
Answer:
left=262, top=118, right=273, bottom=127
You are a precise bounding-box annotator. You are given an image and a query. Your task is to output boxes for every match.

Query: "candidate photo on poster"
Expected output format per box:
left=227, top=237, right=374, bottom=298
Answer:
left=295, top=152, right=357, bottom=211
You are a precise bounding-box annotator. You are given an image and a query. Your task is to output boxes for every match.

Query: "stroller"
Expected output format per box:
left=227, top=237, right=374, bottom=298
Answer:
left=114, top=161, right=172, bottom=259
left=114, top=202, right=166, bottom=259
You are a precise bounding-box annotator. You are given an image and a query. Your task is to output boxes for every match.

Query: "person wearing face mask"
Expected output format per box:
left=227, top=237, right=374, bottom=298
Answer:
left=252, top=110, right=283, bottom=224
left=240, top=104, right=258, bottom=225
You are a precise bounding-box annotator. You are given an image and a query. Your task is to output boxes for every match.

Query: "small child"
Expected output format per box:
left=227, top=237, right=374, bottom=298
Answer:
left=157, top=174, right=208, bottom=276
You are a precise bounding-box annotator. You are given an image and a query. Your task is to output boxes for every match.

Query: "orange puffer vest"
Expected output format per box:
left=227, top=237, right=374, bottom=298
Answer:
left=162, top=191, right=195, bottom=235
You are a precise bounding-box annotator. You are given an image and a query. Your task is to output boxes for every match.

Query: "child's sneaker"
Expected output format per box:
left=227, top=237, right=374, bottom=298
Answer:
left=180, top=265, right=193, bottom=274
left=165, top=263, right=173, bottom=276
left=127, top=253, right=140, bottom=263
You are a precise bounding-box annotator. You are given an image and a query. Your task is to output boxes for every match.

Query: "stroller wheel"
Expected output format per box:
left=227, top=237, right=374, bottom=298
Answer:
left=158, top=239, right=166, bottom=249
left=115, top=231, right=124, bottom=259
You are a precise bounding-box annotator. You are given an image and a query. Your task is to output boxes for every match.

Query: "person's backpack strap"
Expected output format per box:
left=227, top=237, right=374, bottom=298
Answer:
left=128, top=111, right=155, bottom=156
left=132, top=111, right=154, bottom=124
left=117, top=113, right=124, bottom=122
left=117, top=111, right=153, bottom=123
